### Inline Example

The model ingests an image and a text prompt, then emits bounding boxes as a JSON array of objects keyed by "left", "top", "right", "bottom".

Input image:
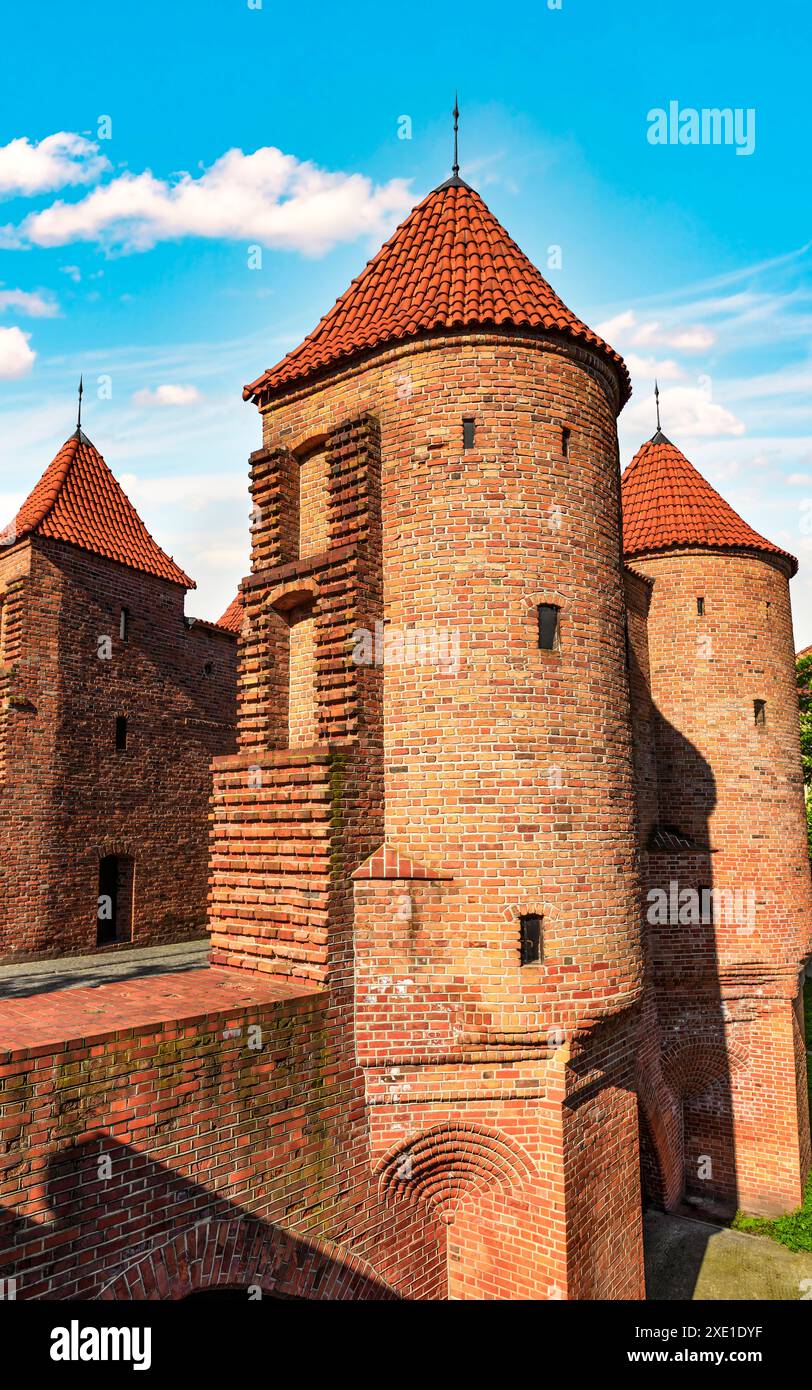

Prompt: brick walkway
[
  {"left": 0, "top": 939, "right": 209, "bottom": 1001},
  {"left": 0, "top": 961, "right": 317, "bottom": 1053}
]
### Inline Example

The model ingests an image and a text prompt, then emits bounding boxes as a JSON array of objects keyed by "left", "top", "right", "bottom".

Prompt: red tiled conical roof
[
  {"left": 244, "top": 177, "right": 630, "bottom": 405},
  {"left": 622, "top": 431, "right": 797, "bottom": 576},
  {"left": 217, "top": 591, "right": 244, "bottom": 632},
  {"left": 10, "top": 430, "right": 193, "bottom": 587}
]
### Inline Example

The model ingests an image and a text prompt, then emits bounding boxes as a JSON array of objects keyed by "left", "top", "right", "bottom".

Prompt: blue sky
[{"left": 1, "top": 0, "right": 811, "bottom": 636}]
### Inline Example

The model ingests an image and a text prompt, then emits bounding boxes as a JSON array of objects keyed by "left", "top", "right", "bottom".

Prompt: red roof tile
[
  {"left": 217, "top": 591, "right": 244, "bottom": 633},
  {"left": 9, "top": 430, "right": 193, "bottom": 587},
  {"left": 244, "top": 177, "right": 630, "bottom": 405},
  {"left": 622, "top": 432, "right": 797, "bottom": 576}
]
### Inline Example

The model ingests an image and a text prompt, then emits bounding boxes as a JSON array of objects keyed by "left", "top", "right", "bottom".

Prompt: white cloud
[
  {"left": 0, "top": 286, "right": 58, "bottom": 317},
  {"left": 132, "top": 383, "right": 202, "bottom": 407},
  {"left": 13, "top": 146, "right": 414, "bottom": 256},
  {"left": 597, "top": 310, "right": 636, "bottom": 341},
  {"left": 623, "top": 384, "right": 745, "bottom": 441},
  {"left": 0, "top": 326, "right": 35, "bottom": 378},
  {"left": 598, "top": 308, "right": 715, "bottom": 354},
  {"left": 787, "top": 473, "right": 812, "bottom": 486},
  {"left": 632, "top": 320, "right": 715, "bottom": 352},
  {"left": 0, "top": 132, "right": 110, "bottom": 197},
  {"left": 119, "top": 471, "right": 246, "bottom": 511},
  {"left": 624, "top": 352, "right": 684, "bottom": 381}
]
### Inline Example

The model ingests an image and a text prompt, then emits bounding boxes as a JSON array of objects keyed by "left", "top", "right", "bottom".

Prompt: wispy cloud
[
  {"left": 132, "top": 384, "right": 202, "bottom": 407},
  {"left": 6, "top": 145, "right": 414, "bottom": 257},
  {"left": 598, "top": 309, "right": 715, "bottom": 353},
  {"left": 0, "top": 286, "right": 59, "bottom": 317},
  {"left": 119, "top": 471, "right": 246, "bottom": 511}
]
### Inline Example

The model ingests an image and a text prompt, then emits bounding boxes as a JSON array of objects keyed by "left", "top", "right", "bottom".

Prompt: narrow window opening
[
  {"left": 754, "top": 699, "right": 766, "bottom": 726},
  {"left": 537, "top": 603, "right": 560, "bottom": 651},
  {"left": 697, "top": 596, "right": 705, "bottom": 616},
  {"left": 562, "top": 426, "right": 571, "bottom": 458},
  {"left": 462, "top": 417, "right": 476, "bottom": 451},
  {"left": 203, "top": 660, "right": 213, "bottom": 678},
  {"left": 115, "top": 715, "right": 128, "bottom": 750},
  {"left": 520, "top": 913, "right": 543, "bottom": 966},
  {"left": 297, "top": 440, "right": 330, "bottom": 559},
  {"left": 119, "top": 606, "right": 129, "bottom": 641},
  {"left": 287, "top": 598, "right": 318, "bottom": 748}
]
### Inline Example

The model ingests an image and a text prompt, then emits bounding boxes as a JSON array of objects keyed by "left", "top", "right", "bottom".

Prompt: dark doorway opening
[{"left": 97, "top": 854, "right": 135, "bottom": 946}]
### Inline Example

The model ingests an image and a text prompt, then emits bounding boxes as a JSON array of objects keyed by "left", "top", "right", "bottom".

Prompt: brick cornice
[{"left": 257, "top": 327, "right": 623, "bottom": 417}]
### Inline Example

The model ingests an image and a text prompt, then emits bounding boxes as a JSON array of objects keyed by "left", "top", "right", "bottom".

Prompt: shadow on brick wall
[{"left": 0, "top": 1132, "right": 398, "bottom": 1301}]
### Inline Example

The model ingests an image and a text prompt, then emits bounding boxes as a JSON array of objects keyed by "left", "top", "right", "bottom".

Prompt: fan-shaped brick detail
[
  {"left": 375, "top": 1123, "right": 536, "bottom": 1225},
  {"left": 660, "top": 1035, "right": 749, "bottom": 1103},
  {"left": 96, "top": 1219, "right": 399, "bottom": 1301}
]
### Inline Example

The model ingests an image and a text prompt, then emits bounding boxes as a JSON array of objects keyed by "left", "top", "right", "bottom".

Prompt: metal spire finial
[
  {"left": 77, "top": 375, "right": 84, "bottom": 434},
  {"left": 452, "top": 93, "right": 459, "bottom": 177},
  {"left": 654, "top": 379, "right": 661, "bottom": 432}
]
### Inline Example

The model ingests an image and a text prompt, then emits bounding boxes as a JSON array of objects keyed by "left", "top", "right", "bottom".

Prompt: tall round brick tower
[
  {"left": 623, "top": 427, "right": 812, "bottom": 1216},
  {"left": 211, "top": 166, "right": 646, "bottom": 1297}
]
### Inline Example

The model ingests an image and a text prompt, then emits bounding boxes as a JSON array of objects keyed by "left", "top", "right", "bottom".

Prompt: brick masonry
[
  {"left": 626, "top": 547, "right": 812, "bottom": 1216},
  {"left": 213, "top": 329, "right": 647, "bottom": 1299},
  {"left": 0, "top": 535, "right": 237, "bottom": 960},
  {"left": 0, "top": 279, "right": 809, "bottom": 1298},
  {"left": 0, "top": 970, "right": 442, "bottom": 1300}
]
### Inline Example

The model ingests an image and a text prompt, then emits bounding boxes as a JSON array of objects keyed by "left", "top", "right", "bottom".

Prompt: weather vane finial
[
  {"left": 452, "top": 93, "right": 460, "bottom": 177},
  {"left": 77, "top": 375, "right": 83, "bottom": 434},
  {"left": 654, "top": 379, "right": 661, "bottom": 433}
]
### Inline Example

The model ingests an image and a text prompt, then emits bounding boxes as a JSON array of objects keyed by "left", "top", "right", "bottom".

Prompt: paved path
[
  {"left": 0, "top": 940, "right": 209, "bottom": 1000},
  {"left": 645, "top": 1210, "right": 812, "bottom": 1300}
]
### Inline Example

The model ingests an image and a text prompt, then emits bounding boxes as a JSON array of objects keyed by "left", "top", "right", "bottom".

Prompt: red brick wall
[
  {"left": 254, "top": 336, "right": 643, "bottom": 1029},
  {"left": 628, "top": 546, "right": 812, "bottom": 1215},
  {"left": 225, "top": 330, "right": 645, "bottom": 1298},
  {"left": 0, "top": 538, "right": 237, "bottom": 961},
  {"left": 0, "top": 972, "right": 443, "bottom": 1300}
]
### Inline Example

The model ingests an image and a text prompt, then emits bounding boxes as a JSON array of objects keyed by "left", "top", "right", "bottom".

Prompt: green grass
[{"left": 731, "top": 977, "right": 812, "bottom": 1252}]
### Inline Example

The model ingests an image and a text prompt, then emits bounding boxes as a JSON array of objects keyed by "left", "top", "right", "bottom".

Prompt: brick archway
[
  {"left": 375, "top": 1123, "right": 537, "bottom": 1225},
  {"left": 660, "top": 1035, "right": 749, "bottom": 1102},
  {"left": 97, "top": 1220, "right": 399, "bottom": 1301}
]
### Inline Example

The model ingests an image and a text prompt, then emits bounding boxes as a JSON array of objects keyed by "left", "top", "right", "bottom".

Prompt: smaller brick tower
[
  {"left": 623, "top": 427, "right": 812, "bottom": 1216},
  {"left": 0, "top": 421, "right": 237, "bottom": 960}
]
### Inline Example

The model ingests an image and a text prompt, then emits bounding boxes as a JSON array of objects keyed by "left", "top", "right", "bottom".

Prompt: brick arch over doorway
[{"left": 96, "top": 1220, "right": 400, "bottom": 1301}]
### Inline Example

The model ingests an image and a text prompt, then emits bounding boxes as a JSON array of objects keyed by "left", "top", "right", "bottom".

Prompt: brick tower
[
  {"left": 623, "top": 428, "right": 812, "bottom": 1216},
  {"left": 0, "top": 424, "right": 237, "bottom": 960},
  {"left": 210, "top": 167, "right": 646, "bottom": 1298}
]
